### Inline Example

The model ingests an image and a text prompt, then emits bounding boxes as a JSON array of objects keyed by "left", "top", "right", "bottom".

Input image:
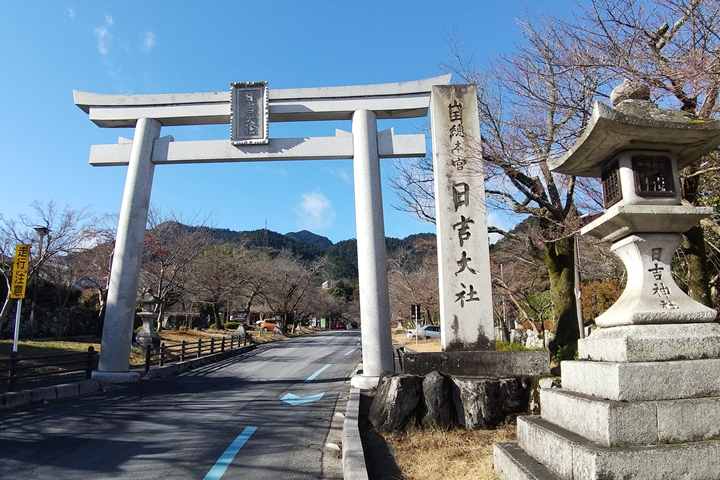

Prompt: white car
[{"left": 406, "top": 325, "right": 441, "bottom": 339}]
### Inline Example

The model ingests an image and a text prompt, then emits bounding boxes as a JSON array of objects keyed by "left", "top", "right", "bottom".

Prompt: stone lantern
[
  {"left": 135, "top": 289, "right": 160, "bottom": 349},
  {"left": 494, "top": 82, "right": 720, "bottom": 479}
]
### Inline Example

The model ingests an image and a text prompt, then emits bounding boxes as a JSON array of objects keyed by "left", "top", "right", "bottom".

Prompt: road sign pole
[{"left": 12, "top": 299, "right": 22, "bottom": 353}]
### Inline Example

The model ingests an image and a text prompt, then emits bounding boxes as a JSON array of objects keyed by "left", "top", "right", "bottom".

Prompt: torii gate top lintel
[{"left": 73, "top": 74, "right": 452, "bottom": 127}]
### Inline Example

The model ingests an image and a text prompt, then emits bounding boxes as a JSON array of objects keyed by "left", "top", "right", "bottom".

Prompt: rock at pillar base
[
  {"left": 421, "top": 371, "right": 456, "bottom": 430},
  {"left": 367, "top": 371, "right": 534, "bottom": 433},
  {"left": 451, "top": 377, "right": 530, "bottom": 430},
  {"left": 368, "top": 373, "right": 424, "bottom": 433}
]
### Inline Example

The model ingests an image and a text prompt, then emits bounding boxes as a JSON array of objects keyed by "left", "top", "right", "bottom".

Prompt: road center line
[
  {"left": 305, "top": 363, "right": 331, "bottom": 382},
  {"left": 344, "top": 349, "right": 356, "bottom": 356},
  {"left": 204, "top": 426, "right": 257, "bottom": 480}
]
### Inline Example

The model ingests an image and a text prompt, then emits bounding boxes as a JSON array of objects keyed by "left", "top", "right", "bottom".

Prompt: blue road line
[
  {"left": 344, "top": 349, "right": 356, "bottom": 356},
  {"left": 305, "top": 363, "right": 331, "bottom": 382},
  {"left": 204, "top": 426, "right": 257, "bottom": 480}
]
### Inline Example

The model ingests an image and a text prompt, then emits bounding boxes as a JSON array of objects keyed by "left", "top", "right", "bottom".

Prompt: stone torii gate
[{"left": 74, "top": 75, "right": 458, "bottom": 385}]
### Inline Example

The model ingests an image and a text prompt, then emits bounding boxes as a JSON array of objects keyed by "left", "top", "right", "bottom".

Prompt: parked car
[
  {"left": 350, "top": 321, "right": 358, "bottom": 329},
  {"left": 335, "top": 320, "right": 346, "bottom": 330},
  {"left": 406, "top": 325, "right": 441, "bottom": 339},
  {"left": 260, "top": 319, "right": 279, "bottom": 332}
]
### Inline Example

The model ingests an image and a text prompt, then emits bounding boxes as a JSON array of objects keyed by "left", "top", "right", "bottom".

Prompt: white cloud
[
  {"left": 326, "top": 166, "right": 351, "bottom": 184},
  {"left": 67, "top": 7, "right": 75, "bottom": 18},
  {"left": 104, "top": 13, "right": 114, "bottom": 26},
  {"left": 295, "top": 191, "right": 336, "bottom": 231},
  {"left": 140, "top": 31, "right": 156, "bottom": 54},
  {"left": 93, "top": 27, "right": 112, "bottom": 55}
]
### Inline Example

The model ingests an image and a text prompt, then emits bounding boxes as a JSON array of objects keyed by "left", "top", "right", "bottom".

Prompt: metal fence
[
  {"left": 1, "top": 347, "right": 98, "bottom": 392},
  {"left": 143, "top": 334, "right": 253, "bottom": 374}
]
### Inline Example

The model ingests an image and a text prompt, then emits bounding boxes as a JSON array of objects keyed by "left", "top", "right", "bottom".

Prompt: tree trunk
[
  {"left": 0, "top": 291, "right": 12, "bottom": 332},
  {"left": 681, "top": 173, "right": 712, "bottom": 307},
  {"left": 682, "top": 225, "right": 712, "bottom": 306},
  {"left": 541, "top": 237, "right": 579, "bottom": 356},
  {"left": 96, "top": 288, "right": 107, "bottom": 337}
]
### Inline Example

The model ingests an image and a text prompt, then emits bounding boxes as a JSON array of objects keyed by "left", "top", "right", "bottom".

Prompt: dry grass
[
  {"left": 0, "top": 339, "right": 101, "bottom": 358},
  {"left": 383, "top": 425, "right": 516, "bottom": 480},
  {"left": 392, "top": 331, "right": 442, "bottom": 353}
]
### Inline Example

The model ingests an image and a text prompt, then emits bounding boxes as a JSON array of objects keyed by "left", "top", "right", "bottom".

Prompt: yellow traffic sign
[{"left": 10, "top": 244, "right": 30, "bottom": 299}]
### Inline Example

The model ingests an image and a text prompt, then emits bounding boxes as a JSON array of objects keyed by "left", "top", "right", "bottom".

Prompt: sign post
[{"left": 10, "top": 244, "right": 31, "bottom": 352}]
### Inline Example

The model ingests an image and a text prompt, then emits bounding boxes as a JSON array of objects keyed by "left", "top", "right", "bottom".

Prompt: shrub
[
  {"left": 178, "top": 326, "right": 187, "bottom": 332},
  {"left": 495, "top": 340, "right": 530, "bottom": 351},
  {"left": 552, "top": 344, "right": 578, "bottom": 364},
  {"left": 224, "top": 322, "right": 240, "bottom": 330}
]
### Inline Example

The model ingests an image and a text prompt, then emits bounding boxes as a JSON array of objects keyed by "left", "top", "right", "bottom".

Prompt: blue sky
[{"left": 0, "top": 1, "right": 572, "bottom": 244}]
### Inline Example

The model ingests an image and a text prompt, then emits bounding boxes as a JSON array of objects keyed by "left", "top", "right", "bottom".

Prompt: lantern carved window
[
  {"left": 601, "top": 161, "right": 622, "bottom": 208},
  {"left": 633, "top": 156, "right": 675, "bottom": 198}
]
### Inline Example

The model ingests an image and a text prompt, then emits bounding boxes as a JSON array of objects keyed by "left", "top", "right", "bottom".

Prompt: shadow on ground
[{"left": 359, "top": 392, "right": 403, "bottom": 480}]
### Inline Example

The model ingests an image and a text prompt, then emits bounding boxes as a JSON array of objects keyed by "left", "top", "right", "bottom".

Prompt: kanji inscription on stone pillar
[{"left": 431, "top": 84, "right": 494, "bottom": 351}]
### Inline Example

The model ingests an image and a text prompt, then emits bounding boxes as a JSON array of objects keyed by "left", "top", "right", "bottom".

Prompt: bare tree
[
  {"left": 392, "top": 0, "right": 720, "bottom": 354},
  {"left": 256, "top": 250, "right": 325, "bottom": 332},
  {"left": 0, "top": 201, "right": 93, "bottom": 338},
  {"left": 387, "top": 243, "right": 439, "bottom": 326},
  {"left": 140, "top": 210, "right": 214, "bottom": 329},
  {"left": 557, "top": 0, "right": 720, "bottom": 306}
]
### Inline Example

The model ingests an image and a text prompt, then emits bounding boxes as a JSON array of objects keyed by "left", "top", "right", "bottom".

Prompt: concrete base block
[
  {"left": 579, "top": 323, "right": 720, "bottom": 362},
  {"left": 3, "top": 390, "right": 32, "bottom": 409},
  {"left": 31, "top": 386, "right": 57, "bottom": 403},
  {"left": 350, "top": 375, "right": 380, "bottom": 389},
  {"left": 55, "top": 383, "right": 81, "bottom": 399},
  {"left": 561, "top": 358, "right": 720, "bottom": 401},
  {"left": 403, "top": 350, "right": 550, "bottom": 377},
  {"left": 517, "top": 415, "right": 720, "bottom": 480},
  {"left": 91, "top": 371, "right": 140, "bottom": 384},
  {"left": 493, "top": 443, "right": 561, "bottom": 480},
  {"left": 540, "top": 388, "right": 720, "bottom": 446},
  {"left": 77, "top": 379, "right": 101, "bottom": 395}
]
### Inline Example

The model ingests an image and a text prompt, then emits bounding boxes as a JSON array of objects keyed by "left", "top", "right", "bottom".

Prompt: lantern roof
[{"left": 548, "top": 100, "right": 720, "bottom": 177}]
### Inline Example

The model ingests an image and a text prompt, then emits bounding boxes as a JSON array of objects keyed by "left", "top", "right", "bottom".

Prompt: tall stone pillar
[
  {"left": 95, "top": 117, "right": 160, "bottom": 382},
  {"left": 351, "top": 109, "right": 394, "bottom": 386},
  {"left": 431, "top": 85, "right": 493, "bottom": 350}
]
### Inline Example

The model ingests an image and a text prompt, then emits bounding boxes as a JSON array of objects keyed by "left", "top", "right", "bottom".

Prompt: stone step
[
  {"left": 561, "top": 358, "right": 720, "bottom": 401},
  {"left": 517, "top": 415, "right": 720, "bottom": 480},
  {"left": 493, "top": 442, "right": 562, "bottom": 480},
  {"left": 540, "top": 387, "right": 720, "bottom": 446}
]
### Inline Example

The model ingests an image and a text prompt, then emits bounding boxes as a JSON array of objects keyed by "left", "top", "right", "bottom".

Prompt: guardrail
[
  {"left": 1, "top": 347, "right": 98, "bottom": 392},
  {"left": 143, "top": 334, "right": 252, "bottom": 374}
]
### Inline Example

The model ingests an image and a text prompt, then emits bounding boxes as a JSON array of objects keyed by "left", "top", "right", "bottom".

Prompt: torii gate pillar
[{"left": 351, "top": 110, "right": 394, "bottom": 386}]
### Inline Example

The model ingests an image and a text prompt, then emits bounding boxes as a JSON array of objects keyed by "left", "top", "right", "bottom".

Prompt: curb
[
  {"left": 342, "top": 387, "right": 369, "bottom": 480},
  {"left": 0, "top": 379, "right": 103, "bottom": 411},
  {"left": 1, "top": 344, "right": 257, "bottom": 411}
]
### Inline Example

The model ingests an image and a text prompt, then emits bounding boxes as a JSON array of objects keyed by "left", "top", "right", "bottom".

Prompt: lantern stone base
[
  {"left": 495, "top": 355, "right": 720, "bottom": 479},
  {"left": 578, "top": 323, "right": 720, "bottom": 362},
  {"left": 589, "top": 233, "right": 717, "bottom": 327}
]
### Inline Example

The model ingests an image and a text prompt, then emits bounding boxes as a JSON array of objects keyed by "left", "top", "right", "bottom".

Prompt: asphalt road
[{"left": 0, "top": 330, "right": 363, "bottom": 479}]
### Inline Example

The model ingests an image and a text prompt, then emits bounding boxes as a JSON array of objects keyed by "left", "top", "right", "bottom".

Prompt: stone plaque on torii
[{"left": 74, "top": 75, "right": 496, "bottom": 386}]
